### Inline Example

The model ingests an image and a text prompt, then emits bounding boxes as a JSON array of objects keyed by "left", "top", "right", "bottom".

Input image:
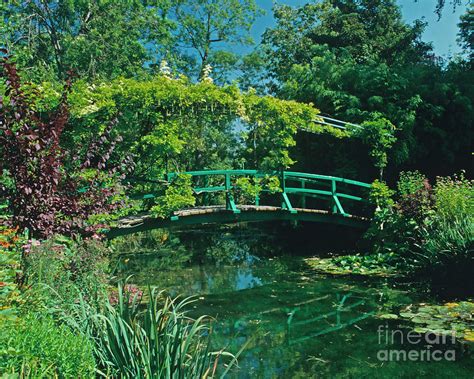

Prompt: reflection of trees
[{"left": 111, "top": 229, "right": 192, "bottom": 284}]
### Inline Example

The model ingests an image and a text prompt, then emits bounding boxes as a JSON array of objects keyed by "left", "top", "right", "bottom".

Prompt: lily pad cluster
[
  {"left": 306, "top": 253, "right": 398, "bottom": 277},
  {"left": 384, "top": 302, "right": 474, "bottom": 343}
]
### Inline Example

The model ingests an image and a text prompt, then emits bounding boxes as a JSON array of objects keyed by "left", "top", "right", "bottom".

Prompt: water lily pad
[
  {"left": 380, "top": 313, "right": 399, "bottom": 319},
  {"left": 412, "top": 317, "right": 430, "bottom": 324},
  {"left": 413, "top": 327, "right": 429, "bottom": 334}
]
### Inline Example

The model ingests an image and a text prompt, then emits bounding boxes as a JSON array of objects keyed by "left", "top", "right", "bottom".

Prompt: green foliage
[
  {"left": 457, "top": 4, "right": 474, "bottom": 62},
  {"left": 355, "top": 118, "right": 396, "bottom": 179},
  {"left": 413, "top": 174, "right": 474, "bottom": 273},
  {"left": 234, "top": 177, "right": 262, "bottom": 204},
  {"left": 241, "top": 93, "right": 323, "bottom": 169},
  {"left": 264, "top": 175, "right": 282, "bottom": 194},
  {"left": 369, "top": 180, "right": 394, "bottom": 209},
  {"left": 25, "top": 236, "right": 109, "bottom": 307},
  {"left": 0, "top": 1, "right": 173, "bottom": 81},
  {"left": 73, "top": 284, "right": 237, "bottom": 378},
  {"left": 417, "top": 217, "right": 473, "bottom": 271},
  {"left": 0, "top": 314, "right": 95, "bottom": 378},
  {"left": 0, "top": 227, "right": 26, "bottom": 321},
  {"left": 433, "top": 171, "right": 473, "bottom": 220},
  {"left": 31, "top": 76, "right": 330, "bottom": 180},
  {"left": 367, "top": 172, "right": 473, "bottom": 276},
  {"left": 0, "top": 0, "right": 264, "bottom": 82},
  {"left": 244, "top": 0, "right": 473, "bottom": 178},
  {"left": 233, "top": 175, "right": 281, "bottom": 204},
  {"left": 397, "top": 171, "right": 427, "bottom": 196},
  {"left": 151, "top": 174, "right": 196, "bottom": 218},
  {"left": 170, "top": 0, "right": 263, "bottom": 81}
]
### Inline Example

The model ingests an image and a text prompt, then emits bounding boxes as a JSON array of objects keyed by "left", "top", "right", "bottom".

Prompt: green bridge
[{"left": 108, "top": 170, "right": 373, "bottom": 239}]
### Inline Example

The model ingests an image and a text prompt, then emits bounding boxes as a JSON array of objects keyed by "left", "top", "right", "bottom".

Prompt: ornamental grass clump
[{"left": 73, "top": 284, "right": 237, "bottom": 378}]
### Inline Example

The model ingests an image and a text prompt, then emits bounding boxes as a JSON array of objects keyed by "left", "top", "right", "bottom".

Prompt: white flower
[
  {"left": 159, "top": 59, "right": 172, "bottom": 79},
  {"left": 201, "top": 64, "right": 214, "bottom": 83}
]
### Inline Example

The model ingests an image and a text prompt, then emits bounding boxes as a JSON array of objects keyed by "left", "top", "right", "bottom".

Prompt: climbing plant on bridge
[
  {"left": 150, "top": 174, "right": 196, "bottom": 218},
  {"left": 33, "top": 75, "right": 349, "bottom": 182}
]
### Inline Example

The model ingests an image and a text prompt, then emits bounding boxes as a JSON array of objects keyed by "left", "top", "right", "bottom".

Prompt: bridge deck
[{"left": 109, "top": 205, "right": 368, "bottom": 238}]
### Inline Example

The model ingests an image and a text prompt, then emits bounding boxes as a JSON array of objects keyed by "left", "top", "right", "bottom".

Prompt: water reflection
[{"left": 112, "top": 225, "right": 474, "bottom": 378}]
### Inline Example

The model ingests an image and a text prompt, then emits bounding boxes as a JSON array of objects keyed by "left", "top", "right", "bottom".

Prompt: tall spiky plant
[{"left": 71, "top": 284, "right": 239, "bottom": 378}]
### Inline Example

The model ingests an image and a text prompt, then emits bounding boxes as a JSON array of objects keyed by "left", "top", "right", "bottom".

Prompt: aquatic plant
[{"left": 383, "top": 301, "right": 474, "bottom": 343}]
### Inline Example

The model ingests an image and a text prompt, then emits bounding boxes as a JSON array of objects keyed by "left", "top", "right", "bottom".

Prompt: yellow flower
[
  {"left": 464, "top": 331, "right": 474, "bottom": 342},
  {"left": 445, "top": 302, "right": 459, "bottom": 308}
]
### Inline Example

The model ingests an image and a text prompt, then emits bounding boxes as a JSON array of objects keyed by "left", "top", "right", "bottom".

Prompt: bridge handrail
[
  {"left": 166, "top": 170, "right": 371, "bottom": 189},
  {"left": 160, "top": 169, "right": 372, "bottom": 217}
]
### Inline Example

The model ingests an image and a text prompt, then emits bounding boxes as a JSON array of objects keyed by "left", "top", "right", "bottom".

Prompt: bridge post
[
  {"left": 280, "top": 169, "right": 286, "bottom": 209},
  {"left": 203, "top": 175, "right": 209, "bottom": 206},
  {"left": 301, "top": 180, "right": 306, "bottom": 208},
  {"left": 280, "top": 170, "right": 296, "bottom": 214},
  {"left": 331, "top": 180, "right": 347, "bottom": 216},
  {"left": 331, "top": 180, "right": 337, "bottom": 214},
  {"left": 225, "top": 173, "right": 240, "bottom": 214}
]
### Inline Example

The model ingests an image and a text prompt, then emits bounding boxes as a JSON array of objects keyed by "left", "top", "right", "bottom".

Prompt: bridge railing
[{"left": 162, "top": 170, "right": 372, "bottom": 218}]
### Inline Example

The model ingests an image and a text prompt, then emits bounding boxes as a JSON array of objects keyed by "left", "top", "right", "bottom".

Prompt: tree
[
  {"left": 458, "top": 4, "right": 474, "bottom": 63},
  {"left": 259, "top": 0, "right": 431, "bottom": 86},
  {"left": 243, "top": 0, "right": 472, "bottom": 179},
  {"left": 170, "top": 0, "right": 262, "bottom": 81},
  {"left": 435, "top": 0, "right": 463, "bottom": 19},
  {"left": 0, "top": 0, "right": 173, "bottom": 80},
  {"left": 355, "top": 118, "right": 397, "bottom": 180}
]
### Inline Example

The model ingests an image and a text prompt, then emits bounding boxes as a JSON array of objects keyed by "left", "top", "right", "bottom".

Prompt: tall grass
[
  {"left": 69, "top": 284, "right": 237, "bottom": 378},
  {"left": 415, "top": 217, "right": 473, "bottom": 274}
]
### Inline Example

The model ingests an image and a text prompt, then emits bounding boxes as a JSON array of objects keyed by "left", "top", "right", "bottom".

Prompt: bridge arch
[{"left": 107, "top": 170, "right": 373, "bottom": 239}]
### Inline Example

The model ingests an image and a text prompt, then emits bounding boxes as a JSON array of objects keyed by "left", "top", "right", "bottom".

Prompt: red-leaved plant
[{"left": 0, "top": 52, "right": 132, "bottom": 238}]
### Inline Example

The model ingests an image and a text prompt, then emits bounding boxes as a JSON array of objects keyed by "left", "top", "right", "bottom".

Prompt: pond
[{"left": 112, "top": 223, "right": 474, "bottom": 378}]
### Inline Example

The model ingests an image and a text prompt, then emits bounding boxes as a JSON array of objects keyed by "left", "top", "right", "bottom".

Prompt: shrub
[
  {"left": 413, "top": 173, "right": 474, "bottom": 274},
  {"left": 397, "top": 170, "right": 427, "bottom": 196},
  {"left": 433, "top": 171, "right": 473, "bottom": 221},
  {"left": 418, "top": 217, "right": 473, "bottom": 268},
  {"left": 0, "top": 314, "right": 95, "bottom": 378},
  {"left": 369, "top": 179, "right": 394, "bottom": 209},
  {"left": 396, "top": 171, "right": 434, "bottom": 222},
  {"left": 0, "top": 226, "right": 25, "bottom": 320},
  {"left": 0, "top": 55, "right": 130, "bottom": 239},
  {"left": 367, "top": 171, "right": 474, "bottom": 277}
]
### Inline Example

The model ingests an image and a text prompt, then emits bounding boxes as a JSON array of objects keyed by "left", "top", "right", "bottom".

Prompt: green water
[{"left": 113, "top": 224, "right": 474, "bottom": 378}]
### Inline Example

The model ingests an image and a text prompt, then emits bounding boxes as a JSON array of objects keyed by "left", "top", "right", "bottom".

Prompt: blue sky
[{"left": 249, "top": 0, "right": 469, "bottom": 58}]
